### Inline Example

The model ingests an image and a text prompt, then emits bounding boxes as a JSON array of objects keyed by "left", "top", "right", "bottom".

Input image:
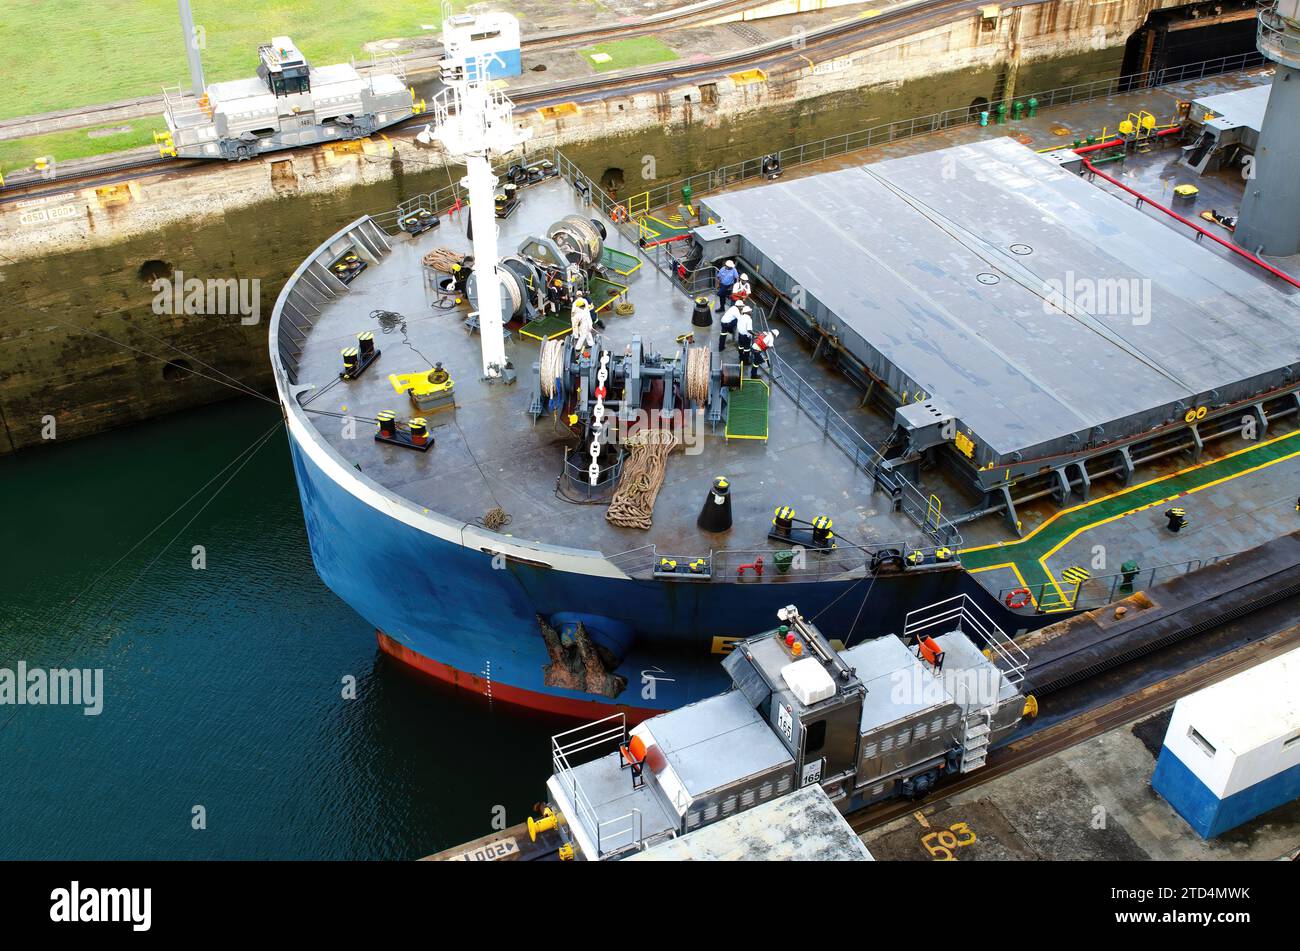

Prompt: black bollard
[
  {"left": 691, "top": 297, "right": 713, "bottom": 327},
  {"left": 697, "top": 477, "right": 733, "bottom": 532}
]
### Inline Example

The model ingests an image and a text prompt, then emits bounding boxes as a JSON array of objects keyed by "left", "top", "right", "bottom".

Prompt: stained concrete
[{"left": 863, "top": 710, "right": 1300, "bottom": 860}]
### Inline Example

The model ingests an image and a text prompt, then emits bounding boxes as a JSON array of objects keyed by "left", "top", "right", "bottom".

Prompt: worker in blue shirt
[{"left": 716, "top": 260, "right": 738, "bottom": 310}]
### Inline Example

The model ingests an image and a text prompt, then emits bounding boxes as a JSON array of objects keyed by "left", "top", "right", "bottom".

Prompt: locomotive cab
[{"left": 257, "top": 38, "right": 311, "bottom": 97}]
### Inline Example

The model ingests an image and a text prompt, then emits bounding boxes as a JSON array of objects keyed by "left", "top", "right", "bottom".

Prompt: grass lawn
[
  {"left": 0, "top": 0, "right": 487, "bottom": 122},
  {"left": 580, "top": 36, "right": 679, "bottom": 73},
  {"left": 0, "top": 117, "right": 160, "bottom": 174}
]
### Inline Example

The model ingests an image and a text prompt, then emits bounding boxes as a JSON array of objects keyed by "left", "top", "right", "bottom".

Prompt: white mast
[{"left": 431, "top": 14, "right": 532, "bottom": 379}]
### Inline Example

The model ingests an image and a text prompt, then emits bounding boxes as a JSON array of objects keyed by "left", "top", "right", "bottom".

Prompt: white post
[
  {"left": 432, "top": 15, "right": 532, "bottom": 378},
  {"left": 177, "top": 0, "right": 206, "bottom": 98},
  {"left": 466, "top": 154, "right": 506, "bottom": 377}
]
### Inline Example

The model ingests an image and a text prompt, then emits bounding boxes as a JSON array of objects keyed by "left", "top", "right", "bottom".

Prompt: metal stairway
[{"left": 959, "top": 710, "right": 993, "bottom": 773}]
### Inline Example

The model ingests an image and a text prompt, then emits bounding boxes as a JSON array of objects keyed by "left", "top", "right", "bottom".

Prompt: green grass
[
  {"left": 0, "top": 0, "right": 487, "bottom": 122},
  {"left": 0, "top": 117, "right": 160, "bottom": 172},
  {"left": 580, "top": 36, "right": 678, "bottom": 73}
]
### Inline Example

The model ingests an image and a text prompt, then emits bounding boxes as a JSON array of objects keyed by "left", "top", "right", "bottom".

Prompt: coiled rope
[
  {"left": 422, "top": 247, "right": 467, "bottom": 273},
  {"left": 605, "top": 434, "right": 679, "bottom": 530},
  {"left": 539, "top": 338, "right": 566, "bottom": 401},
  {"left": 686, "top": 346, "right": 711, "bottom": 405},
  {"left": 480, "top": 507, "right": 512, "bottom": 531}
]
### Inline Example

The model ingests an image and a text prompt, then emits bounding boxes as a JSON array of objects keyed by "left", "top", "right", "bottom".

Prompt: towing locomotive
[{"left": 538, "top": 596, "right": 1031, "bottom": 860}]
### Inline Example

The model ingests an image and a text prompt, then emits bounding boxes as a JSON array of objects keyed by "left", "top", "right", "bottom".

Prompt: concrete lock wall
[{"left": 0, "top": 0, "right": 1224, "bottom": 452}]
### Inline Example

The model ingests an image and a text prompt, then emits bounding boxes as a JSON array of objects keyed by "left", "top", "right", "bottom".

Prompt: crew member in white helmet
[
  {"left": 718, "top": 299, "right": 742, "bottom": 352},
  {"left": 716, "top": 259, "right": 738, "bottom": 310},
  {"left": 732, "top": 273, "right": 752, "bottom": 305},
  {"left": 735, "top": 304, "right": 755, "bottom": 368},
  {"left": 570, "top": 296, "right": 596, "bottom": 350},
  {"left": 750, "top": 328, "right": 779, "bottom": 378}
]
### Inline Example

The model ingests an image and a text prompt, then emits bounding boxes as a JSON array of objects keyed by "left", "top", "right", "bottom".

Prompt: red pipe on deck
[{"left": 1073, "top": 129, "right": 1300, "bottom": 290}]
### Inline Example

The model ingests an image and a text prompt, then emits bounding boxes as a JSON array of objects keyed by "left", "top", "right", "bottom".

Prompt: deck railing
[
  {"left": 607, "top": 537, "right": 959, "bottom": 582},
  {"left": 996, "top": 553, "right": 1240, "bottom": 615},
  {"left": 550, "top": 714, "right": 643, "bottom": 858},
  {"left": 903, "top": 594, "right": 1029, "bottom": 684}
]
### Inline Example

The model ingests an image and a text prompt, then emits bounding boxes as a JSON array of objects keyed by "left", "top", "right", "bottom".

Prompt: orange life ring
[
  {"left": 611, "top": 204, "right": 628, "bottom": 223},
  {"left": 1005, "top": 587, "right": 1033, "bottom": 610}
]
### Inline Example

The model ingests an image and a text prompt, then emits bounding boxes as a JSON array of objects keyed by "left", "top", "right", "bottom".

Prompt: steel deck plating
[
  {"left": 700, "top": 136, "right": 1300, "bottom": 468},
  {"left": 288, "top": 179, "right": 926, "bottom": 569}
]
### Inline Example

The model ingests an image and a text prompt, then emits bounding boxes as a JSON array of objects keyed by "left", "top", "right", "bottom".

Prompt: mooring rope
[
  {"left": 539, "top": 338, "right": 566, "bottom": 400},
  {"left": 686, "top": 346, "right": 711, "bottom": 405},
  {"left": 422, "top": 246, "right": 467, "bottom": 273},
  {"left": 605, "top": 435, "right": 679, "bottom": 530}
]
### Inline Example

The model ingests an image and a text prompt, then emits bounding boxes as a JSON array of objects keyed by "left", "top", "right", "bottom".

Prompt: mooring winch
[{"left": 529, "top": 332, "right": 731, "bottom": 429}]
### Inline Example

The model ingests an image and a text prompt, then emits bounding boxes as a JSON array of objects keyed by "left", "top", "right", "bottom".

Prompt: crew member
[
  {"left": 544, "top": 274, "right": 566, "bottom": 314},
  {"left": 732, "top": 273, "right": 752, "bottom": 306},
  {"left": 718, "top": 300, "right": 741, "bottom": 351},
  {"left": 735, "top": 305, "right": 754, "bottom": 368},
  {"left": 570, "top": 296, "right": 596, "bottom": 350},
  {"left": 716, "top": 260, "right": 738, "bottom": 310},
  {"left": 750, "top": 328, "right": 779, "bottom": 378}
]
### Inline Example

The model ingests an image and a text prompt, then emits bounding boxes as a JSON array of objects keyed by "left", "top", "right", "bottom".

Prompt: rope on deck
[
  {"left": 422, "top": 247, "right": 468, "bottom": 273},
  {"left": 605, "top": 435, "right": 679, "bottom": 530}
]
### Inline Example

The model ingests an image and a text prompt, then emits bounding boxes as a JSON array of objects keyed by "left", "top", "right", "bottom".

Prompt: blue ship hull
[{"left": 288, "top": 436, "right": 1035, "bottom": 719}]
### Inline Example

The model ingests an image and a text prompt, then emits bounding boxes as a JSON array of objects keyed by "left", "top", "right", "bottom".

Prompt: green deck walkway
[
  {"left": 725, "top": 379, "right": 769, "bottom": 441},
  {"left": 961, "top": 429, "right": 1300, "bottom": 603}
]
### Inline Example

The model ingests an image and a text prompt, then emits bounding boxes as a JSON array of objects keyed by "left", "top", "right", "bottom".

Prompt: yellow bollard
[{"left": 527, "top": 807, "right": 560, "bottom": 842}]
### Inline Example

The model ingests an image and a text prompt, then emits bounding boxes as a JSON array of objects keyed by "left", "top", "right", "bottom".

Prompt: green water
[{"left": 0, "top": 397, "right": 564, "bottom": 859}]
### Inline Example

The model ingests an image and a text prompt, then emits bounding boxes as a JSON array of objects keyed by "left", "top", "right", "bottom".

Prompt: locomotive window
[
  {"left": 1188, "top": 726, "right": 1217, "bottom": 758},
  {"left": 804, "top": 719, "right": 827, "bottom": 755}
]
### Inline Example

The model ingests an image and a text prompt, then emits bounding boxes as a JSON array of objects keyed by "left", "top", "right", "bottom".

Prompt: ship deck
[
  {"left": 283, "top": 66, "right": 1300, "bottom": 597},
  {"left": 289, "top": 178, "right": 920, "bottom": 573}
]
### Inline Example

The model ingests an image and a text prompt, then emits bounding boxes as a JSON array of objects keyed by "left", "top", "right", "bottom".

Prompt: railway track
[
  {"left": 0, "top": 1, "right": 768, "bottom": 138},
  {"left": 0, "top": 0, "right": 1020, "bottom": 202}
]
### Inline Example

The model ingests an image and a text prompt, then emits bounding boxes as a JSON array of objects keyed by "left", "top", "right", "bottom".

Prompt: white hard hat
[
  {"left": 725, "top": 260, "right": 735, "bottom": 268},
  {"left": 740, "top": 273, "right": 749, "bottom": 282}
]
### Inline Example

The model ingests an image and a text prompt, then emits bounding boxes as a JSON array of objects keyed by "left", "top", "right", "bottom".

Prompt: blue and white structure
[
  {"left": 439, "top": 11, "right": 523, "bottom": 82},
  {"left": 1152, "top": 646, "right": 1300, "bottom": 838}
]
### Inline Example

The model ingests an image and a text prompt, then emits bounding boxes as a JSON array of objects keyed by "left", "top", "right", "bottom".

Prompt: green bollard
[
  {"left": 996, "top": 102, "right": 1007, "bottom": 125},
  {"left": 1120, "top": 560, "right": 1140, "bottom": 593},
  {"left": 1028, "top": 97, "right": 1038, "bottom": 118},
  {"left": 1012, "top": 100, "right": 1024, "bottom": 121},
  {"left": 682, "top": 183, "right": 694, "bottom": 208}
]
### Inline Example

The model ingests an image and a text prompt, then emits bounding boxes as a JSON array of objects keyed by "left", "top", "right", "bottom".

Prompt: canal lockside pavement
[
  {"left": 862, "top": 632, "right": 1300, "bottom": 861},
  {"left": 960, "top": 428, "right": 1300, "bottom": 607},
  {"left": 863, "top": 711, "right": 1300, "bottom": 861}
]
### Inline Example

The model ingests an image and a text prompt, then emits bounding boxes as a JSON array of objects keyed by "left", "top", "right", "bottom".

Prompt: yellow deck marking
[
  {"left": 1030, "top": 441, "right": 1300, "bottom": 605},
  {"left": 962, "top": 429, "right": 1300, "bottom": 556}
]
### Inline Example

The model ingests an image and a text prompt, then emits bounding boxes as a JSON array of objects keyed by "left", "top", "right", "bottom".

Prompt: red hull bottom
[{"left": 375, "top": 631, "right": 662, "bottom": 723}]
